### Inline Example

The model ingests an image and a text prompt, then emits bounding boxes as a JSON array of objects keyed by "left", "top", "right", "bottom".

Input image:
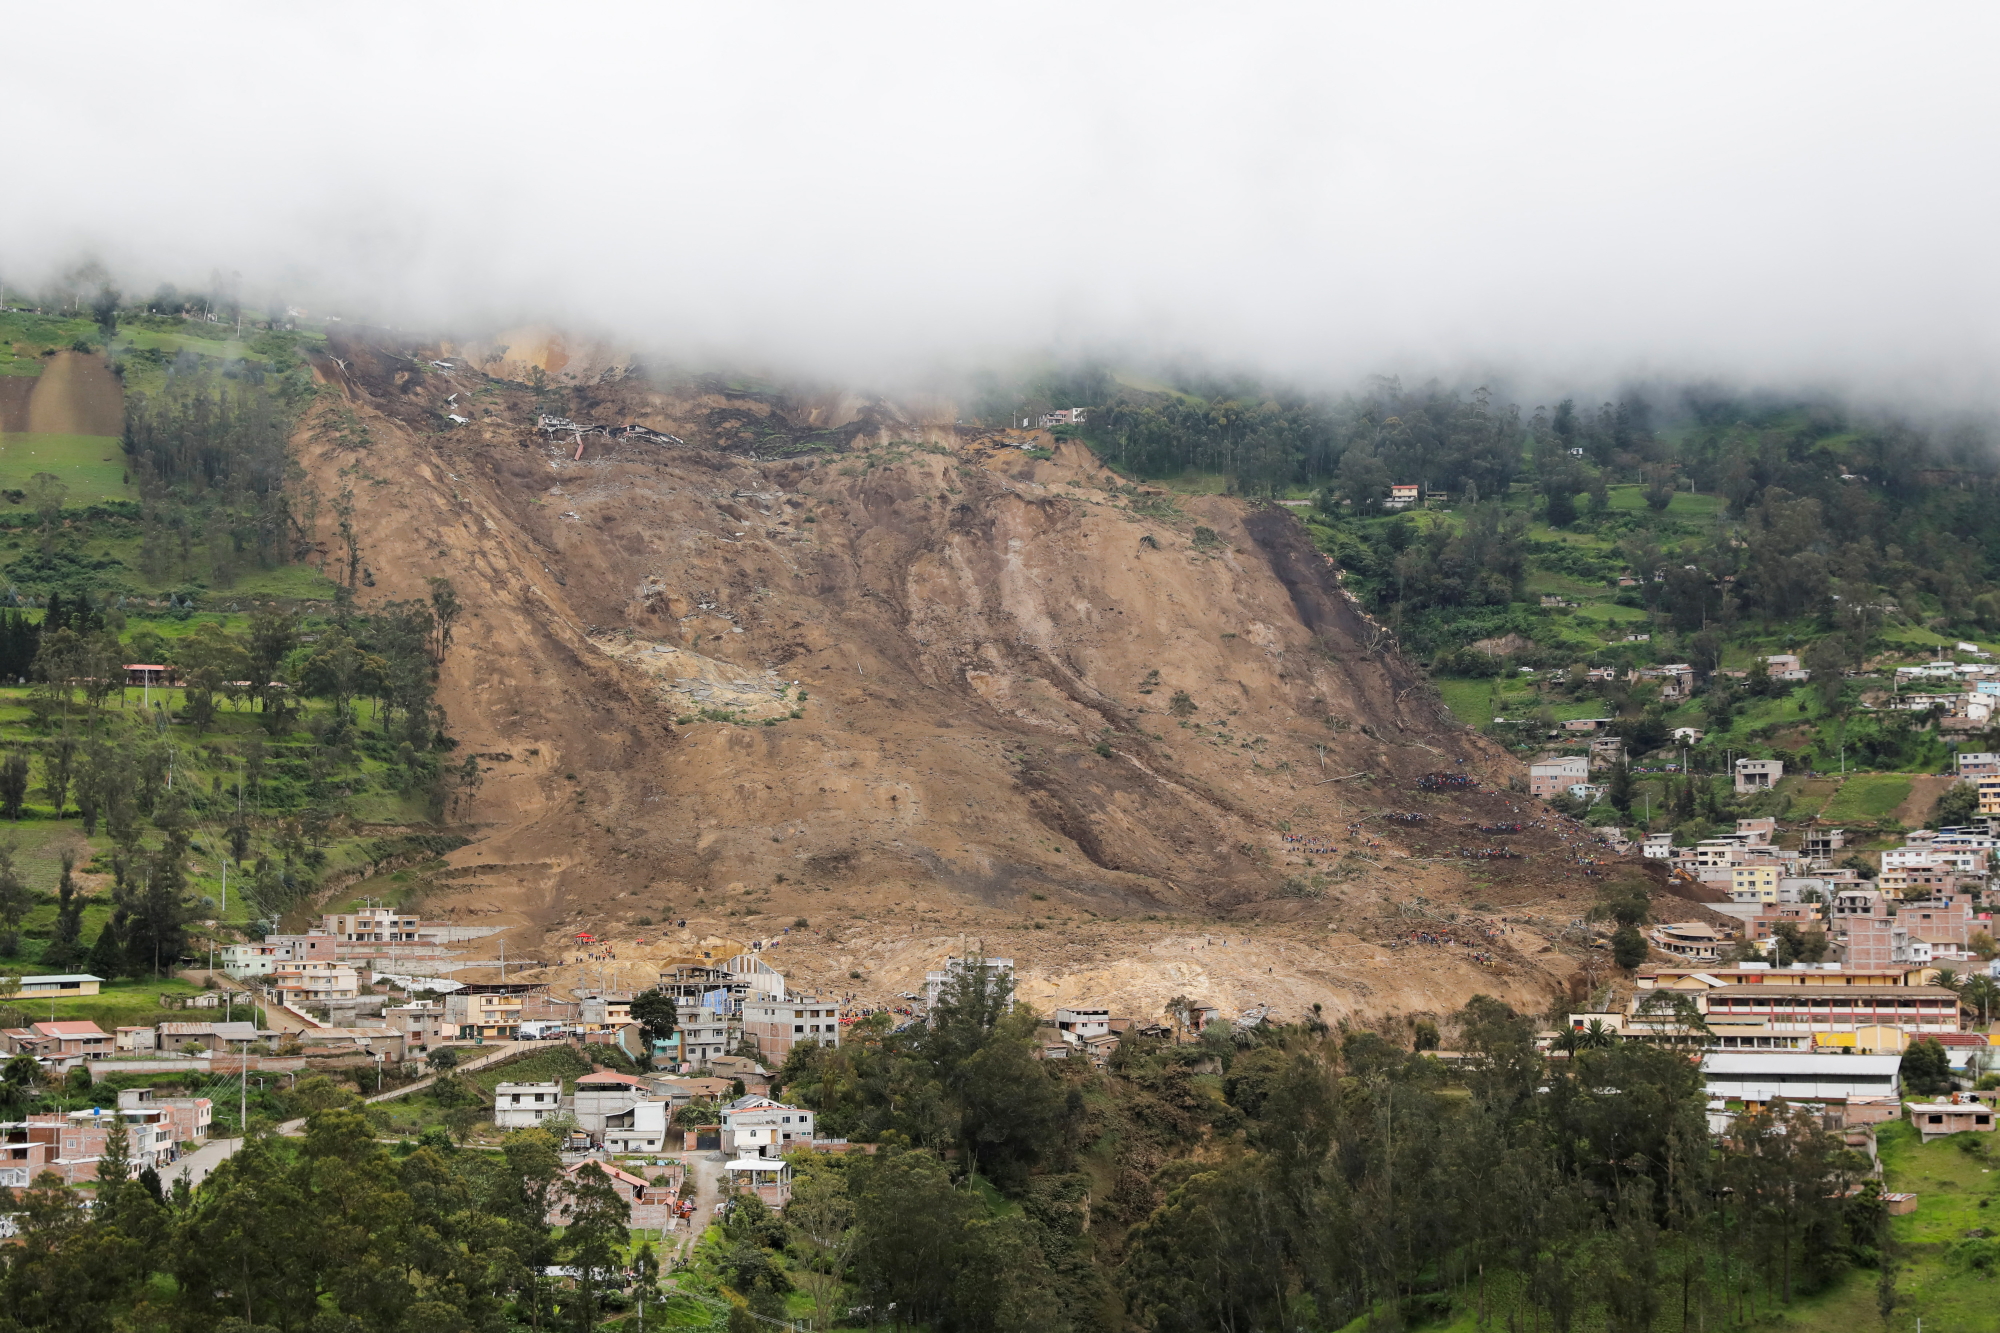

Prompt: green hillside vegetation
[
  {"left": 957, "top": 367, "right": 2000, "bottom": 847},
  {"left": 0, "top": 582, "right": 471, "bottom": 987},
  {"left": 1820, "top": 774, "right": 1916, "bottom": 823},
  {"left": 0, "top": 435, "right": 130, "bottom": 505},
  {"left": 0, "top": 289, "right": 470, "bottom": 1004}
]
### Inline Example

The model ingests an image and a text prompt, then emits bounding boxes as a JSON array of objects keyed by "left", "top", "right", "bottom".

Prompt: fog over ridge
[{"left": 5, "top": 4, "right": 1997, "bottom": 401}]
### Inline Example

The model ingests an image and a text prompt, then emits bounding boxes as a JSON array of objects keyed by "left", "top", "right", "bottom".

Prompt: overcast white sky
[{"left": 6, "top": 4, "right": 1997, "bottom": 398}]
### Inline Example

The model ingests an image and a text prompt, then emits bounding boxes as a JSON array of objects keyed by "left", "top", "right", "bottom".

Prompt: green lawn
[
  {"left": 1600, "top": 484, "right": 1724, "bottom": 518},
  {"left": 1436, "top": 680, "right": 1498, "bottom": 729},
  {"left": 1821, "top": 773, "right": 1915, "bottom": 823},
  {"left": 221, "top": 563, "right": 341, "bottom": 600},
  {"left": 0, "top": 434, "right": 132, "bottom": 505},
  {"left": 1, "top": 977, "right": 224, "bottom": 1032},
  {"left": 1878, "top": 624, "right": 1993, "bottom": 655}
]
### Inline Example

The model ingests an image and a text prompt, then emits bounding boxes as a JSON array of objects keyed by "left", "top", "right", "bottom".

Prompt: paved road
[
  {"left": 169, "top": 1135, "right": 245, "bottom": 1189},
  {"left": 166, "top": 1042, "right": 550, "bottom": 1188},
  {"left": 366, "top": 1040, "right": 551, "bottom": 1103}
]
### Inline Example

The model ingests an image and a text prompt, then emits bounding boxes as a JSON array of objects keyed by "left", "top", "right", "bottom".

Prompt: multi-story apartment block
[
  {"left": 443, "top": 984, "right": 541, "bottom": 1040},
  {"left": 741, "top": 995, "right": 844, "bottom": 1063}
]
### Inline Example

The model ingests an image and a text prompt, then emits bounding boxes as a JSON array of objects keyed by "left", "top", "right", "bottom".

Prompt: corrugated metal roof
[
  {"left": 1703, "top": 1052, "right": 1902, "bottom": 1073},
  {"left": 1705, "top": 985, "right": 1956, "bottom": 998}
]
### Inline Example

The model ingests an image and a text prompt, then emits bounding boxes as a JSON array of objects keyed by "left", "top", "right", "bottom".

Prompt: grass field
[
  {"left": 0, "top": 433, "right": 132, "bottom": 504},
  {"left": 1878, "top": 623, "right": 1994, "bottom": 655},
  {"left": 1601, "top": 484, "right": 1724, "bottom": 518},
  {"left": 1821, "top": 773, "right": 1915, "bottom": 823},
  {"left": 1436, "top": 679, "right": 1497, "bottom": 728},
  {"left": 0, "top": 977, "right": 220, "bottom": 1031}
]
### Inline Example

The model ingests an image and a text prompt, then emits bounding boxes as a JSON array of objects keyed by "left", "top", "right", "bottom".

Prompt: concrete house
[
  {"left": 572, "top": 1070, "right": 658, "bottom": 1134},
  {"left": 1530, "top": 756, "right": 1591, "bottom": 798},
  {"left": 1907, "top": 1100, "right": 1996, "bottom": 1142},
  {"left": 1734, "top": 759, "right": 1784, "bottom": 793},
  {"left": 116, "top": 1087, "right": 211, "bottom": 1145},
  {"left": 1055, "top": 1007, "right": 1113, "bottom": 1044},
  {"left": 720, "top": 1094, "right": 816, "bottom": 1157},
  {"left": 741, "top": 995, "right": 844, "bottom": 1062},
  {"left": 1956, "top": 752, "right": 2000, "bottom": 779},
  {"left": 29, "top": 1021, "right": 111, "bottom": 1069},
  {"left": 603, "top": 1099, "right": 671, "bottom": 1154},
  {"left": 493, "top": 1081, "right": 566, "bottom": 1129},
  {"left": 443, "top": 983, "right": 542, "bottom": 1039}
]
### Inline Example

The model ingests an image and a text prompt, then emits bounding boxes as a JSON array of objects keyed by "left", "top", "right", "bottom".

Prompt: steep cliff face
[{"left": 299, "top": 335, "right": 1604, "bottom": 1026}]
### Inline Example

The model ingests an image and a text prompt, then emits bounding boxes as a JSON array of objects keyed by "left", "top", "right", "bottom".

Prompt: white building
[
  {"left": 219, "top": 943, "right": 286, "bottom": 979},
  {"left": 572, "top": 1071, "right": 659, "bottom": 1134},
  {"left": 924, "top": 956, "right": 1016, "bottom": 1007},
  {"left": 1054, "top": 1008, "right": 1112, "bottom": 1044},
  {"left": 603, "top": 1099, "right": 670, "bottom": 1154},
  {"left": 720, "top": 1095, "right": 817, "bottom": 1157},
  {"left": 493, "top": 1081, "right": 565, "bottom": 1129},
  {"left": 1699, "top": 1051, "right": 1902, "bottom": 1102}
]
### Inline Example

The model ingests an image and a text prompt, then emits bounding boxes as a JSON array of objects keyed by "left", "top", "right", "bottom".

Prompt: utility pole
[{"left": 240, "top": 1039, "right": 249, "bottom": 1144}]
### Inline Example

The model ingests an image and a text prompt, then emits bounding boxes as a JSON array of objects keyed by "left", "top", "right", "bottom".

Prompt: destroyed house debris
[{"left": 536, "top": 415, "right": 685, "bottom": 446}]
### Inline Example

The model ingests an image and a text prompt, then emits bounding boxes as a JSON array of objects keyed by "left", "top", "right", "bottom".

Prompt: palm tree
[
  {"left": 1959, "top": 974, "right": 1998, "bottom": 1031},
  {"left": 1578, "top": 1018, "right": 1619, "bottom": 1050}
]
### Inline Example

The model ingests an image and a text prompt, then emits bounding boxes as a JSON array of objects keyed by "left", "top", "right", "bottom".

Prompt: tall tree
[
  {"left": 41, "top": 846, "right": 85, "bottom": 972},
  {"left": 0, "top": 750, "right": 28, "bottom": 821},
  {"left": 0, "top": 846, "right": 28, "bottom": 957}
]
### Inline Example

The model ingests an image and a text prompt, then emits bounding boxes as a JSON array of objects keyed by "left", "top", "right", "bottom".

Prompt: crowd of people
[{"left": 1282, "top": 831, "right": 1340, "bottom": 855}]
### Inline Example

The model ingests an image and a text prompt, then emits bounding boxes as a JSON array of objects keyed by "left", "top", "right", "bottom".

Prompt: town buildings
[
  {"left": 443, "top": 983, "right": 543, "bottom": 1039},
  {"left": 741, "top": 995, "right": 844, "bottom": 1062},
  {"left": 0, "top": 974, "right": 102, "bottom": 1001},
  {"left": 1733, "top": 758, "right": 1784, "bottom": 793},
  {"left": 1530, "top": 756, "right": 1591, "bottom": 799},
  {"left": 493, "top": 1081, "right": 565, "bottom": 1129},
  {"left": 1907, "top": 1099, "right": 1997, "bottom": 1142},
  {"left": 924, "top": 956, "right": 1015, "bottom": 1006},
  {"left": 720, "top": 1095, "right": 817, "bottom": 1157}
]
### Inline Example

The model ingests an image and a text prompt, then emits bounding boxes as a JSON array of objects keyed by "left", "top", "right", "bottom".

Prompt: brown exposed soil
[
  {"left": 296, "top": 331, "right": 1651, "bottom": 1027},
  {"left": 25, "top": 350, "right": 123, "bottom": 436},
  {"left": 1893, "top": 774, "right": 1956, "bottom": 828},
  {"left": 0, "top": 377, "right": 35, "bottom": 434}
]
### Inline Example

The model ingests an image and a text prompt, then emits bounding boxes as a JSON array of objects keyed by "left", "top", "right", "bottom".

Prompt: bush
[
  {"left": 1901, "top": 1038, "right": 1953, "bottom": 1096},
  {"left": 1611, "top": 924, "right": 1648, "bottom": 969}
]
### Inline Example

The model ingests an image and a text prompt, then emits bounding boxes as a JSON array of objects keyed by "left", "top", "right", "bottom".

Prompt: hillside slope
[{"left": 298, "top": 334, "right": 1634, "bottom": 1026}]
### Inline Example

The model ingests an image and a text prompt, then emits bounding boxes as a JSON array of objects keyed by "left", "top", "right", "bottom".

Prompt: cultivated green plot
[
  {"left": 1819, "top": 773, "right": 1913, "bottom": 822},
  {"left": 0, "top": 433, "right": 132, "bottom": 505}
]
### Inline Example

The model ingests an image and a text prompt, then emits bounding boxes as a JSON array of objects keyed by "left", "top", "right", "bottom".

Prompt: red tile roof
[{"left": 577, "top": 1069, "right": 650, "bottom": 1087}]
